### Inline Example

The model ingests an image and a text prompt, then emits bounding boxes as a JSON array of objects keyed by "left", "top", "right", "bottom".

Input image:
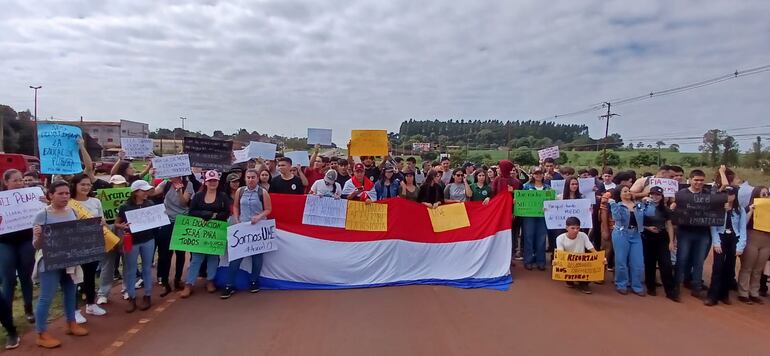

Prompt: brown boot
[
  {"left": 36, "top": 332, "right": 62, "bottom": 348},
  {"left": 66, "top": 321, "right": 89, "bottom": 336},
  {"left": 139, "top": 296, "right": 152, "bottom": 311},
  {"left": 126, "top": 297, "right": 137, "bottom": 313},
  {"left": 206, "top": 281, "right": 216, "bottom": 293},
  {"left": 179, "top": 284, "right": 192, "bottom": 299}
]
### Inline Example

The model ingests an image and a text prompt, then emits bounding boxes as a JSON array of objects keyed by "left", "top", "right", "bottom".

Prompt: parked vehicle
[
  {"left": 95, "top": 155, "right": 120, "bottom": 174},
  {"left": 0, "top": 153, "right": 40, "bottom": 178}
]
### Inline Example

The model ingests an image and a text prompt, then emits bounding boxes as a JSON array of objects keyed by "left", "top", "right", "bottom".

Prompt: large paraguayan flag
[{"left": 215, "top": 194, "right": 513, "bottom": 291}]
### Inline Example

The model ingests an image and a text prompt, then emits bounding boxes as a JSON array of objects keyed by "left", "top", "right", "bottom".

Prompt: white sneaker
[
  {"left": 85, "top": 304, "right": 107, "bottom": 316},
  {"left": 135, "top": 278, "right": 144, "bottom": 289},
  {"left": 74, "top": 310, "right": 87, "bottom": 324},
  {"left": 96, "top": 296, "right": 108, "bottom": 305},
  {"left": 122, "top": 291, "right": 129, "bottom": 300}
]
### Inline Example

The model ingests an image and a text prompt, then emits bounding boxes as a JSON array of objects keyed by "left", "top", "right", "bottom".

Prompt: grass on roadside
[{"left": 1, "top": 287, "right": 64, "bottom": 350}]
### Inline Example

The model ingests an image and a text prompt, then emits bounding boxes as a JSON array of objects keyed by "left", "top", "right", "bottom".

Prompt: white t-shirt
[
  {"left": 556, "top": 232, "right": 594, "bottom": 253},
  {"left": 79, "top": 197, "right": 104, "bottom": 218},
  {"left": 310, "top": 179, "right": 342, "bottom": 198}
]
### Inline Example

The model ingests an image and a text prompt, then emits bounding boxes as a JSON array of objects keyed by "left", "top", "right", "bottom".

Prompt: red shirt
[{"left": 303, "top": 167, "right": 325, "bottom": 193}]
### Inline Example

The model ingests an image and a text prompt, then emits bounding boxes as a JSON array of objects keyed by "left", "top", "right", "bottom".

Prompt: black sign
[
  {"left": 183, "top": 137, "right": 233, "bottom": 171},
  {"left": 674, "top": 190, "right": 727, "bottom": 226},
  {"left": 42, "top": 217, "right": 104, "bottom": 270}
]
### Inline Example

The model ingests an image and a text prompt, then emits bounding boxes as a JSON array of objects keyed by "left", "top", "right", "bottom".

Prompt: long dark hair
[
  {"left": 69, "top": 173, "right": 92, "bottom": 198},
  {"left": 563, "top": 176, "right": 583, "bottom": 199},
  {"left": 114, "top": 160, "right": 133, "bottom": 179},
  {"left": 425, "top": 170, "right": 438, "bottom": 186}
]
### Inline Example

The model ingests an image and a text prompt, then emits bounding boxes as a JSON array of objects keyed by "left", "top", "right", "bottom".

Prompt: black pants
[
  {"left": 642, "top": 231, "right": 675, "bottom": 296},
  {"left": 0, "top": 297, "right": 16, "bottom": 337},
  {"left": 708, "top": 233, "right": 737, "bottom": 302},
  {"left": 512, "top": 217, "right": 522, "bottom": 255},
  {"left": 78, "top": 260, "right": 99, "bottom": 306},
  {"left": 156, "top": 224, "right": 187, "bottom": 283}
]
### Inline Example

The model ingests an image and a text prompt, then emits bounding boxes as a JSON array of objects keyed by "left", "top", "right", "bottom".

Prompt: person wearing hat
[
  {"left": 180, "top": 170, "right": 232, "bottom": 298},
  {"left": 374, "top": 164, "right": 400, "bottom": 200},
  {"left": 109, "top": 175, "right": 128, "bottom": 187},
  {"left": 115, "top": 180, "right": 158, "bottom": 313},
  {"left": 341, "top": 163, "right": 377, "bottom": 201},
  {"left": 705, "top": 186, "right": 747, "bottom": 306},
  {"left": 226, "top": 173, "right": 243, "bottom": 218},
  {"left": 310, "top": 170, "right": 342, "bottom": 198},
  {"left": 642, "top": 186, "right": 678, "bottom": 301}
]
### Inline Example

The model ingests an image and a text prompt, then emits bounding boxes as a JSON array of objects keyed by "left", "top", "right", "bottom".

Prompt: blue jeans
[
  {"left": 123, "top": 240, "right": 155, "bottom": 299},
  {"left": 675, "top": 228, "right": 711, "bottom": 290},
  {"left": 36, "top": 269, "right": 76, "bottom": 333},
  {"left": 227, "top": 254, "right": 263, "bottom": 288},
  {"left": 0, "top": 241, "right": 35, "bottom": 310},
  {"left": 187, "top": 253, "right": 219, "bottom": 285},
  {"left": 522, "top": 217, "right": 547, "bottom": 267},
  {"left": 612, "top": 228, "right": 645, "bottom": 293}
]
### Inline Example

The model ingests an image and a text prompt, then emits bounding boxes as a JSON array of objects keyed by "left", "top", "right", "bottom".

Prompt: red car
[{"left": 94, "top": 156, "right": 120, "bottom": 174}]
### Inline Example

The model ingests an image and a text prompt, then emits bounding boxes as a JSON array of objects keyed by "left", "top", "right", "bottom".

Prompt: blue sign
[{"left": 37, "top": 124, "right": 83, "bottom": 174}]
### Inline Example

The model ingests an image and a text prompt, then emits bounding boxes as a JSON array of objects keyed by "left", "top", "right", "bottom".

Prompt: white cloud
[{"left": 1, "top": 0, "right": 768, "bottom": 150}]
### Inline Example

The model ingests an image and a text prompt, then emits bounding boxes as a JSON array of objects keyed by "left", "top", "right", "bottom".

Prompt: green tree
[
  {"left": 700, "top": 129, "right": 724, "bottom": 167},
  {"left": 669, "top": 143, "right": 680, "bottom": 152},
  {"left": 721, "top": 135, "right": 740, "bottom": 166},
  {"left": 595, "top": 151, "right": 621, "bottom": 167},
  {"left": 510, "top": 149, "right": 537, "bottom": 166},
  {"left": 629, "top": 151, "right": 658, "bottom": 167}
]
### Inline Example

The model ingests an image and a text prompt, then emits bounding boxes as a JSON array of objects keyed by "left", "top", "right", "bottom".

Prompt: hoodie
[{"left": 491, "top": 160, "right": 521, "bottom": 197}]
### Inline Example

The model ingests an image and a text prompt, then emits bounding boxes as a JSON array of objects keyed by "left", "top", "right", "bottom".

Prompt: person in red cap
[{"left": 341, "top": 163, "right": 377, "bottom": 201}]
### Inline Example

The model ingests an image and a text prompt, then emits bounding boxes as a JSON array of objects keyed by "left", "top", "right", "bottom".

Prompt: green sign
[
  {"left": 514, "top": 190, "right": 556, "bottom": 217},
  {"left": 170, "top": 215, "right": 228, "bottom": 255},
  {"left": 96, "top": 188, "right": 132, "bottom": 223}
]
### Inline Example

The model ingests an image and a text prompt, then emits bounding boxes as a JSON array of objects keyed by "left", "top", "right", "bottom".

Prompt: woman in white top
[{"left": 310, "top": 170, "right": 342, "bottom": 198}]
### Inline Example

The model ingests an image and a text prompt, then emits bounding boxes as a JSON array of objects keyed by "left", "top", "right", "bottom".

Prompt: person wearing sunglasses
[{"left": 444, "top": 168, "right": 468, "bottom": 203}]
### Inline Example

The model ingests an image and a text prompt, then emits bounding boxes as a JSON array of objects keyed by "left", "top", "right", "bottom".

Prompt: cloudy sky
[{"left": 1, "top": 0, "right": 769, "bottom": 151}]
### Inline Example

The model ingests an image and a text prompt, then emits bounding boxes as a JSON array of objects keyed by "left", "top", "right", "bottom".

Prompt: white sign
[
  {"left": 233, "top": 148, "right": 249, "bottom": 164},
  {"left": 544, "top": 198, "right": 593, "bottom": 229},
  {"left": 247, "top": 142, "right": 276, "bottom": 160},
  {"left": 227, "top": 220, "right": 278, "bottom": 262},
  {"left": 302, "top": 195, "right": 347, "bottom": 228},
  {"left": 152, "top": 154, "right": 192, "bottom": 179},
  {"left": 124, "top": 204, "right": 170, "bottom": 233},
  {"left": 649, "top": 177, "right": 679, "bottom": 198},
  {"left": 578, "top": 178, "right": 596, "bottom": 198},
  {"left": 738, "top": 181, "right": 754, "bottom": 208},
  {"left": 550, "top": 179, "right": 565, "bottom": 194},
  {"left": 412, "top": 143, "right": 431, "bottom": 152},
  {"left": 0, "top": 187, "right": 46, "bottom": 234},
  {"left": 538, "top": 146, "right": 560, "bottom": 161},
  {"left": 307, "top": 128, "right": 333, "bottom": 146},
  {"left": 285, "top": 151, "right": 310, "bottom": 167},
  {"left": 121, "top": 138, "right": 154, "bottom": 157}
]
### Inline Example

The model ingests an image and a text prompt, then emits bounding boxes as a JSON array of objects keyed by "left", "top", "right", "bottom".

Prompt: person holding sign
[
  {"left": 609, "top": 186, "right": 655, "bottom": 296},
  {"left": 0, "top": 169, "right": 37, "bottom": 324},
  {"left": 521, "top": 167, "right": 552, "bottom": 271},
  {"left": 443, "top": 169, "right": 468, "bottom": 203},
  {"left": 32, "top": 180, "right": 89, "bottom": 348},
  {"left": 556, "top": 217, "right": 597, "bottom": 294},
  {"left": 738, "top": 186, "right": 770, "bottom": 303},
  {"left": 180, "top": 170, "right": 232, "bottom": 298},
  {"left": 642, "top": 187, "right": 678, "bottom": 301},
  {"left": 221, "top": 169, "right": 272, "bottom": 299},
  {"left": 111, "top": 152, "right": 153, "bottom": 185},
  {"left": 310, "top": 170, "right": 342, "bottom": 198},
  {"left": 153, "top": 176, "right": 194, "bottom": 295},
  {"left": 115, "top": 180, "right": 158, "bottom": 313},
  {"left": 705, "top": 187, "right": 748, "bottom": 306},
  {"left": 342, "top": 163, "right": 377, "bottom": 202},
  {"left": 417, "top": 170, "right": 444, "bottom": 209}
]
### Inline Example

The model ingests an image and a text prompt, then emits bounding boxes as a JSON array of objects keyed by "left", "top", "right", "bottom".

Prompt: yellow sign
[
  {"left": 350, "top": 130, "right": 388, "bottom": 156},
  {"left": 68, "top": 199, "right": 121, "bottom": 252},
  {"left": 428, "top": 203, "right": 471, "bottom": 232},
  {"left": 754, "top": 198, "right": 770, "bottom": 233},
  {"left": 552, "top": 250, "right": 605, "bottom": 282},
  {"left": 345, "top": 201, "right": 388, "bottom": 231}
]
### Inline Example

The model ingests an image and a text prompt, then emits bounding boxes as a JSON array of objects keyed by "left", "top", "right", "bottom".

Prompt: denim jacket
[
  {"left": 609, "top": 200, "right": 655, "bottom": 232},
  {"left": 522, "top": 182, "right": 551, "bottom": 191},
  {"left": 375, "top": 179, "right": 400, "bottom": 200},
  {"left": 710, "top": 209, "right": 748, "bottom": 253}
]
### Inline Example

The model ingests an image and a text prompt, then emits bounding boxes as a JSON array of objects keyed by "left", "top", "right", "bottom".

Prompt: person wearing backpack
[
  {"left": 153, "top": 176, "right": 194, "bottom": 295},
  {"left": 221, "top": 169, "right": 272, "bottom": 299}
]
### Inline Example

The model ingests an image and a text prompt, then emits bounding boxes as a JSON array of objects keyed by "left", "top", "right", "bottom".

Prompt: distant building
[{"left": 46, "top": 119, "right": 149, "bottom": 150}]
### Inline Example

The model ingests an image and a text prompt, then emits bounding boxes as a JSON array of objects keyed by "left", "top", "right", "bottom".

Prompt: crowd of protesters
[{"left": 1, "top": 141, "right": 769, "bottom": 350}]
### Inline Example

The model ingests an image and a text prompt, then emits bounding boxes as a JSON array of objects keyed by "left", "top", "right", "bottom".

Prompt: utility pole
[
  {"left": 598, "top": 102, "right": 620, "bottom": 169},
  {"left": 30, "top": 85, "right": 42, "bottom": 156},
  {"left": 179, "top": 116, "right": 187, "bottom": 130}
]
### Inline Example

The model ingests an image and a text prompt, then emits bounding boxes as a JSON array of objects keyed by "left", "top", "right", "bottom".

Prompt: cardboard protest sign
[
  {"left": 227, "top": 220, "right": 278, "bottom": 262},
  {"left": 428, "top": 203, "right": 470, "bottom": 232},
  {"left": 37, "top": 123, "right": 82, "bottom": 174},
  {"left": 578, "top": 178, "right": 596, "bottom": 198},
  {"left": 649, "top": 177, "right": 679, "bottom": 198},
  {"left": 284, "top": 151, "right": 310, "bottom": 167},
  {"left": 544, "top": 199, "right": 593, "bottom": 229},
  {"left": 350, "top": 130, "right": 388, "bottom": 156},
  {"left": 96, "top": 188, "right": 132, "bottom": 223},
  {"left": 42, "top": 217, "right": 104, "bottom": 270},
  {"left": 753, "top": 198, "right": 770, "bottom": 233},
  {"left": 307, "top": 128, "right": 333, "bottom": 146},
  {"left": 170, "top": 215, "right": 228, "bottom": 255},
  {"left": 552, "top": 250, "right": 605, "bottom": 282},
  {"left": 738, "top": 181, "right": 754, "bottom": 209},
  {"left": 549, "top": 180, "right": 565, "bottom": 194},
  {"left": 345, "top": 201, "right": 387, "bottom": 231},
  {"left": 673, "top": 190, "right": 727, "bottom": 226},
  {"left": 124, "top": 204, "right": 170, "bottom": 233},
  {"left": 120, "top": 138, "right": 154, "bottom": 157},
  {"left": 302, "top": 195, "right": 347, "bottom": 228},
  {"left": 247, "top": 142, "right": 277, "bottom": 160},
  {"left": 0, "top": 187, "right": 46, "bottom": 234},
  {"left": 538, "top": 146, "right": 560, "bottom": 161},
  {"left": 514, "top": 190, "right": 556, "bottom": 217},
  {"left": 183, "top": 137, "right": 233, "bottom": 171},
  {"left": 232, "top": 148, "right": 249, "bottom": 164},
  {"left": 152, "top": 154, "right": 192, "bottom": 179}
]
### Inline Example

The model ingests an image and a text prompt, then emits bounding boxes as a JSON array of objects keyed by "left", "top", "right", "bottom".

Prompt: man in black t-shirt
[
  {"left": 269, "top": 157, "right": 305, "bottom": 194},
  {"left": 335, "top": 159, "right": 351, "bottom": 187}
]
